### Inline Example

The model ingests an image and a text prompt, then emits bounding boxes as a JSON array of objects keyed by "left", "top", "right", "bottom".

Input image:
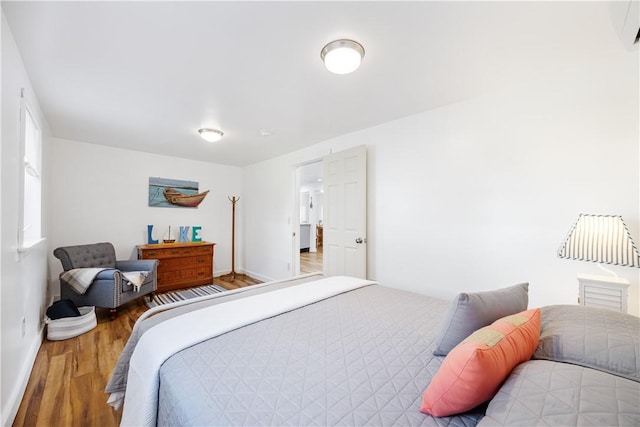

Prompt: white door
[{"left": 323, "top": 145, "right": 367, "bottom": 278}]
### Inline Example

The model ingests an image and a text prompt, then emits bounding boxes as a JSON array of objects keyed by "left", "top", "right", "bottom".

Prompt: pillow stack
[
  {"left": 421, "top": 283, "right": 540, "bottom": 417},
  {"left": 421, "top": 308, "right": 540, "bottom": 417}
]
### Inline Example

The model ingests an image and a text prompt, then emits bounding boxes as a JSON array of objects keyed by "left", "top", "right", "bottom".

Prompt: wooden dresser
[{"left": 137, "top": 242, "right": 215, "bottom": 292}]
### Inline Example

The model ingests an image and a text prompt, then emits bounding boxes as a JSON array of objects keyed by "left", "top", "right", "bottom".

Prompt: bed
[{"left": 106, "top": 274, "right": 640, "bottom": 427}]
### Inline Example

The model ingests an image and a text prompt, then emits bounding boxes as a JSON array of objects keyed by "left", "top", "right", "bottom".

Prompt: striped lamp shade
[{"left": 558, "top": 214, "right": 640, "bottom": 267}]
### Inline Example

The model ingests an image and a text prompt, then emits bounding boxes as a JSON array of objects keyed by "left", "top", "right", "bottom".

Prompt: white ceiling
[{"left": 2, "top": 1, "right": 627, "bottom": 167}]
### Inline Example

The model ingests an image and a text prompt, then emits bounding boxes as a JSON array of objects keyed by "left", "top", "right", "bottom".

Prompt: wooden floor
[
  {"left": 12, "top": 275, "right": 260, "bottom": 427},
  {"left": 300, "top": 246, "right": 323, "bottom": 274}
]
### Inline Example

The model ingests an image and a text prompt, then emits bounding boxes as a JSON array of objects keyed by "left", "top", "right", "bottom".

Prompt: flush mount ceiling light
[
  {"left": 320, "top": 39, "right": 365, "bottom": 74},
  {"left": 198, "top": 128, "right": 223, "bottom": 142}
]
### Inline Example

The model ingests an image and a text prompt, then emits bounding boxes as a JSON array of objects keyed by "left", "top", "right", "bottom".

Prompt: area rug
[{"left": 145, "top": 284, "right": 228, "bottom": 308}]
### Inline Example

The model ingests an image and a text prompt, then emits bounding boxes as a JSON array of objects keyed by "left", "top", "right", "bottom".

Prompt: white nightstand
[{"left": 578, "top": 274, "right": 630, "bottom": 314}]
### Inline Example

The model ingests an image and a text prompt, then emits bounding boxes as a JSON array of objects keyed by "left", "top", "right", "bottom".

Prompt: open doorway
[{"left": 297, "top": 161, "right": 324, "bottom": 274}]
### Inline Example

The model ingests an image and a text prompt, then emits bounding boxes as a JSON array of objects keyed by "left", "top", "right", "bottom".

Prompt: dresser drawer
[
  {"left": 159, "top": 255, "right": 211, "bottom": 271},
  {"left": 139, "top": 246, "right": 212, "bottom": 259}
]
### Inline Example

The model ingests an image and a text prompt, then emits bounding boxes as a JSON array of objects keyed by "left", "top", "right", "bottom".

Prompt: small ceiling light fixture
[
  {"left": 321, "top": 39, "right": 365, "bottom": 74},
  {"left": 198, "top": 128, "right": 224, "bottom": 142}
]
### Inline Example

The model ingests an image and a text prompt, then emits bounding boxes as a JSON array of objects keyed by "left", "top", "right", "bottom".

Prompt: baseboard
[
  {"left": 2, "top": 325, "right": 44, "bottom": 427},
  {"left": 213, "top": 269, "right": 232, "bottom": 278},
  {"left": 240, "top": 269, "right": 275, "bottom": 283}
]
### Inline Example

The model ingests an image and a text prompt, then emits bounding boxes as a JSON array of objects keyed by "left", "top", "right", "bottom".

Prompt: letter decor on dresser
[{"left": 137, "top": 242, "right": 215, "bottom": 292}]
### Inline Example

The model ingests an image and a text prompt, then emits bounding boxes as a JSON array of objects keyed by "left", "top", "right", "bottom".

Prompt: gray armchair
[{"left": 53, "top": 242, "right": 158, "bottom": 320}]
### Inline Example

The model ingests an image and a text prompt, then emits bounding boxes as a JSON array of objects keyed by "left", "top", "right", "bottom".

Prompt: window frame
[{"left": 17, "top": 93, "right": 45, "bottom": 252}]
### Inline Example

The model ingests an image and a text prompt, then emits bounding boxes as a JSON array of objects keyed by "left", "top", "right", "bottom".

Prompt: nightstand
[{"left": 578, "top": 274, "right": 630, "bottom": 313}]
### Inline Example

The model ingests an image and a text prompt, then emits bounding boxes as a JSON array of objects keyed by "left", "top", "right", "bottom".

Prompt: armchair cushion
[{"left": 95, "top": 269, "right": 119, "bottom": 280}]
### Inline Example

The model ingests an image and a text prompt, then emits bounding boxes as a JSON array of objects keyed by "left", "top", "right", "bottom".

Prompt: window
[{"left": 18, "top": 94, "right": 43, "bottom": 250}]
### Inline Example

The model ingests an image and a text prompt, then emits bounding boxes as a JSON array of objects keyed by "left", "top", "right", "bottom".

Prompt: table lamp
[{"left": 558, "top": 214, "right": 640, "bottom": 313}]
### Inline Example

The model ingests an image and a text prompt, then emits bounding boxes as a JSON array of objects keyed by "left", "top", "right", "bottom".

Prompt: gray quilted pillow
[
  {"left": 479, "top": 360, "right": 640, "bottom": 426},
  {"left": 433, "top": 283, "right": 529, "bottom": 356},
  {"left": 534, "top": 305, "right": 640, "bottom": 382}
]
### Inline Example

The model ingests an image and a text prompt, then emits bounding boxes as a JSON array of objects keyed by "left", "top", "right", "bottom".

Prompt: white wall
[
  {"left": 1, "top": 13, "right": 50, "bottom": 426},
  {"left": 48, "top": 138, "right": 243, "bottom": 291},
  {"left": 243, "top": 51, "right": 640, "bottom": 316}
]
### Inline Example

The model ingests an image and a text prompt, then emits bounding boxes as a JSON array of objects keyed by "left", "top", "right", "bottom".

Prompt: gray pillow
[
  {"left": 533, "top": 304, "right": 640, "bottom": 382},
  {"left": 433, "top": 283, "right": 529, "bottom": 356},
  {"left": 479, "top": 360, "right": 640, "bottom": 426}
]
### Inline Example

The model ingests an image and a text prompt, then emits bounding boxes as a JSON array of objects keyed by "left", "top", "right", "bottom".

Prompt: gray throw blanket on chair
[
  {"left": 60, "top": 268, "right": 108, "bottom": 294},
  {"left": 61, "top": 269, "right": 150, "bottom": 294}
]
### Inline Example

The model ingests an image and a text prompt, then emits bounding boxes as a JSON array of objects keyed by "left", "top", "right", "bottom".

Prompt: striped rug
[{"left": 145, "top": 284, "right": 228, "bottom": 308}]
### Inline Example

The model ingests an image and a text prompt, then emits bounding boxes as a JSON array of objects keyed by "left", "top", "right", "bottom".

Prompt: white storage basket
[{"left": 45, "top": 306, "right": 97, "bottom": 340}]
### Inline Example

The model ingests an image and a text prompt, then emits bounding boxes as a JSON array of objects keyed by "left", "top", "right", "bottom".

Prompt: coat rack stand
[{"left": 223, "top": 196, "right": 245, "bottom": 282}]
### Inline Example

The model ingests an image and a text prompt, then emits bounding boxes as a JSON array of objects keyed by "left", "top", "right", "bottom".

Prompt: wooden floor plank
[
  {"left": 37, "top": 352, "right": 73, "bottom": 427},
  {"left": 300, "top": 246, "right": 323, "bottom": 274},
  {"left": 12, "top": 275, "right": 261, "bottom": 427},
  {"left": 12, "top": 349, "right": 48, "bottom": 427}
]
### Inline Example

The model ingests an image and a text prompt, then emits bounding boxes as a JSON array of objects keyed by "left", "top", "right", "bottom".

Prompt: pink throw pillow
[{"left": 421, "top": 308, "right": 541, "bottom": 417}]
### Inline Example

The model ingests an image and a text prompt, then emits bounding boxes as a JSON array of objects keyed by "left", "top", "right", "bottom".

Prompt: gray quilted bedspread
[
  {"left": 478, "top": 360, "right": 640, "bottom": 426},
  {"left": 107, "top": 274, "right": 326, "bottom": 396},
  {"left": 156, "top": 285, "right": 485, "bottom": 426}
]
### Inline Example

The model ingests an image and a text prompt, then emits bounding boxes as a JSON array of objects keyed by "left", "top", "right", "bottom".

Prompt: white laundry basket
[{"left": 45, "top": 306, "right": 97, "bottom": 340}]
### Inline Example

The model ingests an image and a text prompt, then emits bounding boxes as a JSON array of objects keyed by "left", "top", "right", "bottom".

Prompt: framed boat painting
[{"left": 148, "top": 177, "right": 209, "bottom": 208}]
